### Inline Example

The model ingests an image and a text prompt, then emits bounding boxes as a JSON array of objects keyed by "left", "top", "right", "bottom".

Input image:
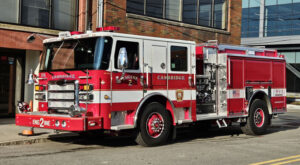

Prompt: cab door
[
  {"left": 111, "top": 38, "right": 144, "bottom": 113},
  {"left": 143, "top": 40, "right": 168, "bottom": 96}
]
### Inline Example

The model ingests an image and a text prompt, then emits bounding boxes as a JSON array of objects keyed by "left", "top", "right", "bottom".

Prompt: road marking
[
  {"left": 250, "top": 155, "right": 300, "bottom": 165},
  {"left": 272, "top": 158, "right": 300, "bottom": 165}
]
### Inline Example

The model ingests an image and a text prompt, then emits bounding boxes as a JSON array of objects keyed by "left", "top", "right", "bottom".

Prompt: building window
[
  {"left": 0, "top": 0, "right": 19, "bottom": 24},
  {"left": 214, "top": 0, "right": 227, "bottom": 29},
  {"left": 182, "top": 0, "right": 198, "bottom": 25},
  {"left": 52, "top": 0, "right": 77, "bottom": 30},
  {"left": 199, "top": 0, "right": 212, "bottom": 27},
  {"left": 146, "top": 0, "right": 163, "bottom": 18},
  {"left": 166, "top": 0, "right": 181, "bottom": 21},
  {"left": 0, "top": 0, "right": 78, "bottom": 31},
  {"left": 241, "top": 0, "right": 260, "bottom": 38},
  {"left": 127, "top": 0, "right": 144, "bottom": 15},
  {"left": 21, "top": 0, "right": 50, "bottom": 28},
  {"left": 170, "top": 46, "right": 187, "bottom": 72},
  {"left": 115, "top": 41, "right": 139, "bottom": 70},
  {"left": 242, "top": 0, "right": 300, "bottom": 38},
  {"left": 127, "top": 0, "right": 228, "bottom": 30}
]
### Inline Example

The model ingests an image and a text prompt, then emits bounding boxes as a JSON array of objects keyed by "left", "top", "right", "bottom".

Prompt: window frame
[
  {"left": 112, "top": 38, "right": 143, "bottom": 73},
  {"left": 126, "top": 0, "right": 228, "bottom": 30},
  {"left": 168, "top": 44, "right": 190, "bottom": 73}
]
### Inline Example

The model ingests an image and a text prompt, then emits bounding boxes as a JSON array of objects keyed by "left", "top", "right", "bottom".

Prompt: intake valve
[{"left": 69, "top": 105, "right": 86, "bottom": 117}]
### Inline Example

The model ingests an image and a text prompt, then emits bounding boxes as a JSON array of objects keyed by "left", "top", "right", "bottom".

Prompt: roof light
[
  {"left": 70, "top": 31, "right": 83, "bottom": 35},
  {"left": 96, "top": 26, "right": 120, "bottom": 32},
  {"left": 279, "top": 54, "right": 285, "bottom": 58}
]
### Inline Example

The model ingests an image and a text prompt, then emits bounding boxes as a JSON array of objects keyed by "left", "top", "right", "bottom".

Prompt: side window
[
  {"left": 115, "top": 41, "right": 139, "bottom": 70},
  {"left": 170, "top": 46, "right": 188, "bottom": 71}
]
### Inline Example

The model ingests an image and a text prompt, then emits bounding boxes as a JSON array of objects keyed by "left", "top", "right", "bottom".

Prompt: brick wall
[{"left": 96, "top": 0, "right": 241, "bottom": 45}]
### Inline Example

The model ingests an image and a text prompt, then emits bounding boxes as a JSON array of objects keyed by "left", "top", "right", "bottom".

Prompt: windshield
[{"left": 40, "top": 37, "right": 113, "bottom": 71}]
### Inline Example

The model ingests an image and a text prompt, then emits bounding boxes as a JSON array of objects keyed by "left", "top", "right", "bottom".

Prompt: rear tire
[
  {"left": 135, "top": 102, "right": 172, "bottom": 147},
  {"left": 241, "top": 99, "right": 270, "bottom": 135}
]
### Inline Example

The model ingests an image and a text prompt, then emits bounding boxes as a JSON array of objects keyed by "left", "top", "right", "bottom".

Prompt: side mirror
[
  {"left": 116, "top": 48, "right": 128, "bottom": 83},
  {"left": 26, "top": 69, "right": 36, "bottom": 85},
  {"left": 117, "top": 47, "right": 128, "bottom": 70}
]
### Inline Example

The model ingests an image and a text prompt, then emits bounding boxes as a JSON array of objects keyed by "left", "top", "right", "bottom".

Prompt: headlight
[
  {"left": 55, "top": 120, "right": 60, "bottom": 127},
  {"left": 35, "top": 93, "right": 46, "bottom": 101},
  {"left": 79, "top": 93, "right": 93, "bottom": 101},
  {"left": 61, "top": 121, "right": 67, "bottom": 128}
]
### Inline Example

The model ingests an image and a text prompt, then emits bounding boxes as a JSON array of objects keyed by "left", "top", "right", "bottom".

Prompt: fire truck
[{"left": 16, "top": 27, "right": 286, "bottom": 146}]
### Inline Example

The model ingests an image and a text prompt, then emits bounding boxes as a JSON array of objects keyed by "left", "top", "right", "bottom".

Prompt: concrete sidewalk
[{"left": 0, "top": 118, "right": 78, "bottom": 146}]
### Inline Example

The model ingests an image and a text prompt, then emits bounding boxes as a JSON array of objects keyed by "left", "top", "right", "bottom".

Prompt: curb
[{"left": 0, "top": 133, "right": 78, "bottom": 146}]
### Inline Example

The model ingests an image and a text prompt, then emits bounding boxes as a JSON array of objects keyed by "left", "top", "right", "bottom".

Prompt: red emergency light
[
  {"left": 70, "top": 31, "right": 83, "bottom": 35},
  {"left": 279, "top": 54, "right": 285, "bottom": 58},
  {"left": 96, "top": 26, "right": 120, "bottom": 32}
]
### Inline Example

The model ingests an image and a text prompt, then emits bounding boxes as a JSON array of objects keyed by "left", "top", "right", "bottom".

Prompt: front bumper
[{"left": 16, "top": 113, "right": 102, "bottom": 131}]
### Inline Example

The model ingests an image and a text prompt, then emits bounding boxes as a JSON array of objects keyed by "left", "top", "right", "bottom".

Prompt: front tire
[
  {"left": 241, "top": 99, "right": 270, "bottom": 135},
  {"left": 135, "top": 102, "right": 172, "bottom": 147}
]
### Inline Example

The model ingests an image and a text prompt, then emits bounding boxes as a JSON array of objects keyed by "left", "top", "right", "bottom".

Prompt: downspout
[{"left": 98, "top": 0, "right": 104, "bottom": 28}]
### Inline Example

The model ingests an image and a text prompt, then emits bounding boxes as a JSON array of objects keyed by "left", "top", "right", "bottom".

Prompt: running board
[
  {"left": 216, "top": 119, "right": 228, "bottom": 128},
  {"left": 178, "top": 119, "right": 193, "bottom": 125},
  {"left": 111, "top": 125, "right": 134, "bottom": 131}
]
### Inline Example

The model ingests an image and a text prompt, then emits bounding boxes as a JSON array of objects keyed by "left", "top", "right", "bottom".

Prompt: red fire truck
[{"left": 16, "top": 27, "right": 286, "bottom": 146}]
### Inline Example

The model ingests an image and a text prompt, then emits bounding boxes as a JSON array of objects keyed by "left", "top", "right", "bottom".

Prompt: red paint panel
[
  {"left": 111, "top": 102, "right": 139, "bottom": 111},
  {"left": 125, "top": 110, "right": 135, "bottom": 125},
  {"left": 272, "top": 61, "right": 286, "bottom": 88},
  {"left": 265, "top": 51, "right": 277, "bottom": 57},
  {"left": 16, "top": 114, "right": 85, "bottom": 131},
  {"left": 38, "top": 102, "right": 48, "bottom": 112},
  {"left": 271, "top": 97, "right": 286, "bottom": 110},
  {"left": 245, "top": 60, "right": 271, "bottom": 82},
  {"left": 196, "top": 46, "right": 204, "bottom": 59},
  {"left": 229, "top": 59, "right": 244, "bottom": 89},
  {"left": 227, "top": 98, "right": 245, "bottom": 115},
  {"left": 172, "top": 100, "right": 191, "bottom": 108},
  {"left": 223, "top": 49, "right": 246, "bottom": 55},
  {"left": 99, "top": 103, "right": 111, "bottom": 129},
  {"left": 255, "top": 52, "right": 264, "bottom": 56}
]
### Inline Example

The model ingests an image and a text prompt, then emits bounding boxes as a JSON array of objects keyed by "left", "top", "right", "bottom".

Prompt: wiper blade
[{"left": 63, "top": 71, "right": 70, "bottom": 75}]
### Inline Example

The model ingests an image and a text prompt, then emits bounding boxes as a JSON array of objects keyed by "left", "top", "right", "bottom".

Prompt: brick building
[
  {"left": 0, "top": 0, "right": 242, "bottom": 117},
  {"left": 0, "top": 0, "right": 88, "bottom": 117},
  {"left": 90, "top": 0, "right": 241, "bottom": 45}
]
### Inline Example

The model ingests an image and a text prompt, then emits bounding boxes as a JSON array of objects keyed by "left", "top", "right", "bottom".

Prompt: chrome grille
[
  {"left": 48, "top": 92, "right": 75, "bottom": 100},
  {"left": 48, "top": 84, "right": 75, "bottom": 91},
  {"left": 48, "top": 83, "right": 75, "bottom": 109}
]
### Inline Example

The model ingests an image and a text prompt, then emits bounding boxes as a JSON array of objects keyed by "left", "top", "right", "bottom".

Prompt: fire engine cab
[{"left": 16, "top": 27, "right": 286, "bottom": 146}]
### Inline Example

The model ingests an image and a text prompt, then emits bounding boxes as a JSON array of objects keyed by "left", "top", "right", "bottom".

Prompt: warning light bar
[
  {"left": 96, "top": 26, "right": 120, "bottom": 32},
  {"left": 70, "top": 31, "right": 83, "bottom": 35}
]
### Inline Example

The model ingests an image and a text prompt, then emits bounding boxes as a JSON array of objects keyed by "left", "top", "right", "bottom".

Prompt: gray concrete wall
[{"left": 24, "top": 50, "right": 40, "bottom": 112}]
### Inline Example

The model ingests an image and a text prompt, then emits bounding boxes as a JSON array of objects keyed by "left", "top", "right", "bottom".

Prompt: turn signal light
[
  {"left": 35, "top": 85, "right": 45, "bottom": 91},
  {"left": 80, "top": 84, "right": 93, "bottom": 91}
]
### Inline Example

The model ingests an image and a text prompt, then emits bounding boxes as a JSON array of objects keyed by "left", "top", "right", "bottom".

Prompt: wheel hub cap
[
  {"left": 146, "top": 113, "right": 164, "bottom": 138},
  {"left": 254, "top": 108, "right": 265, "bottom": 128}
]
